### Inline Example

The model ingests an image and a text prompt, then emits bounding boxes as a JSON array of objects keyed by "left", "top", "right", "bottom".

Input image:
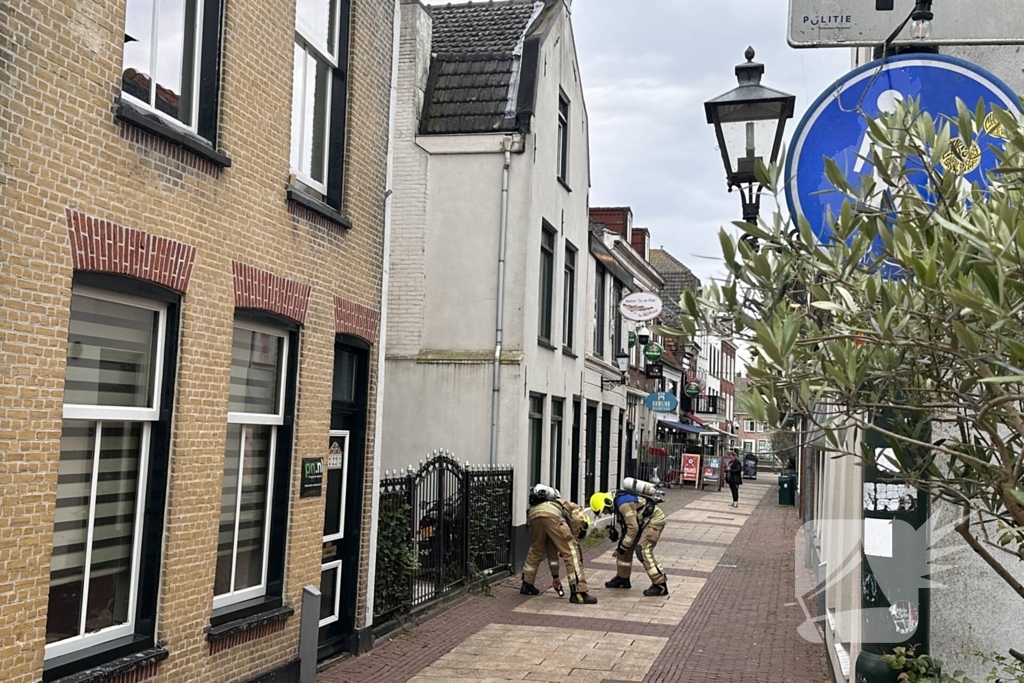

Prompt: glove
[{"left": 608, "top": 527, "right": 619, "bottom": 543}]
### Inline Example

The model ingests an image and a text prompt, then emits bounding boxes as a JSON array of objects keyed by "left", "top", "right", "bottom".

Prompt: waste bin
[{"left": 778, "top": 474, "right": 796, "bottom": 506}]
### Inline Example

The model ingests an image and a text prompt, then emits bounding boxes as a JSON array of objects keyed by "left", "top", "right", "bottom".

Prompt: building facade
[
  {"left": 0, "top": 0, "right": 395, "bottom": 680},
  {"left": 381, "top": 0, "right": 591, "bottom": 550},
  {"left": 583, "top": 211, "right": 666, "bottom": 494}
]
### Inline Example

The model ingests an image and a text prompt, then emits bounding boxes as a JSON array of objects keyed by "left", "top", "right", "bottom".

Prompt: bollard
[{"left": 300, "top": 586, "right": 321, "bottom": 683}]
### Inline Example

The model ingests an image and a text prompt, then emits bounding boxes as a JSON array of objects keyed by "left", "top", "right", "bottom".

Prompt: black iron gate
[{"left": 373, "top": 451, "right": 512, "bottom": 626}]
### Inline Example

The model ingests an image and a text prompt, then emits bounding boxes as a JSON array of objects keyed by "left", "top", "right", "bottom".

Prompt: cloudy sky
[{"left": 569, "top": 0, "right": 850, "bottom": 285}]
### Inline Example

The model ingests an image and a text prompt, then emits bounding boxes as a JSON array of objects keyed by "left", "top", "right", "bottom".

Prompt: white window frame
[
  {"left": 45, "top": 287, "right": 167, "bottom": 659},
  {"left": 757, "top": 422, "right": 765, "bottom": 432},
  {"left": 318, "top": 560, "right": 344, "bottom": 628},
  {"left": 291, "top": 0, "right": 342, "bottom": 195},
  {"left": 121, "top": 0, "right": 205, "bottom": 133},
  {"left": 213, "top": 320, "right": 289, "bottom": 610},
  {"left": 557, "top": 92, "right": 570, "bottom": 182},
  {"left": 745, "top": 420, "right": 755, "bottom": 433}
]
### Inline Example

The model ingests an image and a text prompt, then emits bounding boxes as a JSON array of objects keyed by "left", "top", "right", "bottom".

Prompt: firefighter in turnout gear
[
  {"left": 544, "top": 497, "right": 591, "bottom": 596},
  {"left": 521, "top": 486, "right": 597, "bottom": 604},
  {"left": 590, "top": 489, "right": 669, "bottom": 596}
]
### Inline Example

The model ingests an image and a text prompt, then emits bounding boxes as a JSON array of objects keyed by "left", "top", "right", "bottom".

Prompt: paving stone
[{"left": 319, "top": 483, "right": 827, "bottom": 683}]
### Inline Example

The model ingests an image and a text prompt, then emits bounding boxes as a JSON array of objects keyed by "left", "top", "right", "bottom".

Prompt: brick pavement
[{"left": 319, "top": 480, "right": 828, "bottom": 683}]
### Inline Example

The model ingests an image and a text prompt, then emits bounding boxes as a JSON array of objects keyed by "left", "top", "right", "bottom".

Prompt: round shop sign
[
  {"left": 644, "top": 342, "right": 663, "bottom": 362},
  {"left": 644, "top": 391, "right": 679, "bottom": 414},
  {"left": 683, "top": 381, "right": 702, "bottom": 398},
  {"left": 628, "top": 331, "right": 637, "bottom": 347},
  {"left": 619, "top": 292, "right": 663, "bottom": 322}
]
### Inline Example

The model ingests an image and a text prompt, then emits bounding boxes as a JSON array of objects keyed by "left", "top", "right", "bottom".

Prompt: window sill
[
  {"left": 207, "top": 604, "right": 294, "bottom": 642},
  {"left": 537, "top": 338, "right": 557, "bottom": 351},
  {"left": 44, "top": 638, "right": 166, "bottom": 683},
  {"left": 115, "top": 99, "right": 231, "bottom": 168},
  {"left": 562, "top": 346, "right": 577, "bottom": 358},
  {"left": 287, "top": 185, "right": 353, "bottom": 230},
  {"left": 557, "top": 176, "right": 572, "bottom": 193}
]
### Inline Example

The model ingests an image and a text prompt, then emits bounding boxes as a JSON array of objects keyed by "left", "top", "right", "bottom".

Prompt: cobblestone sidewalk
[{"left": 319, "top": 479, "right": 827, "bottom": 683}]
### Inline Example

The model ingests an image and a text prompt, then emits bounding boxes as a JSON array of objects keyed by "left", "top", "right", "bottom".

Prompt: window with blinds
[
  {"left": 214, "top": 322, "right": 288, "bottom": 609},
  {"left": 46, "top": 289, "right": 165, "bottom": 658}
]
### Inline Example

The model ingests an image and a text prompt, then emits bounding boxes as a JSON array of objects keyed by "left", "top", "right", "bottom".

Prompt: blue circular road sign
[{"left": 785, "top": 54, "right": 1020, "bottom": 244}]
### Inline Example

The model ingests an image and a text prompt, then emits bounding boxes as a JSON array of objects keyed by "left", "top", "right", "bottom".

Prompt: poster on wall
[{"left": 682, "top": 454, "right": 701, "bottom": 484}]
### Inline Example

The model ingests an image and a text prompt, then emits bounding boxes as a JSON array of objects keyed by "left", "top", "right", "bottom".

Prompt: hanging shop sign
[
  {"left": 683, "top": 381, "right": 702, "bottom": 399},
  {"left": 628, "top": 331, "right": 637, "bottom": 347},
  {"left": 619, "top": 292, "right": 663, "bottom": 322},
  {"left": 644, "top": 362, "right": 663, "bottom": 380},
  {"left": 643, "top": 342, "right": 663, "bottom": 362},
  {"left": 644, "top": 391, "right": 679, "bottom": 414}
]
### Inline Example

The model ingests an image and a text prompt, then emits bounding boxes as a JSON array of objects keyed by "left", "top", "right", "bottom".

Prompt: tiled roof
[
  {"left": 422, "top": 1, "right": 540, "bottom": 135},
  {"left": 429, "top": 0, "right": 539, "bottom": 53},
  {"left": 650, "top": 248, "right": 702, "bottom": 329}
]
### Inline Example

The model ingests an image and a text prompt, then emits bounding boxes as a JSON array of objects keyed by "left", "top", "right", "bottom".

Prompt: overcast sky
[{"left": 569, "top": 0, "right": 850, "bottom": 285}]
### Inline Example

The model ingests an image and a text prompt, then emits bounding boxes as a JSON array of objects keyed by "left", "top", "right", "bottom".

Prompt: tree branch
[{"left": 956, "top": 507, "right": 1024, "bottom": 602}]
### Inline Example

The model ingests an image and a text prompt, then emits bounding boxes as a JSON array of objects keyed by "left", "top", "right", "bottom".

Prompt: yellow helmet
[{"left": 590, "top": 492, "right": 613, "bottom": 515}]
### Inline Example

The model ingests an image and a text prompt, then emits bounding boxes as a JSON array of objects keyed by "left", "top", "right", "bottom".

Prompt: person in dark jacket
[{"left": 726, "top": 451, "right": 742, "bottom": 507}]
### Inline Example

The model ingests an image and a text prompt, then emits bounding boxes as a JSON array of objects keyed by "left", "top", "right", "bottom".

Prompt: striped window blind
[
  {"left": 215, "top": 322, "right": 287, "bottom": 607},
  {"left": 46, "top": 291, "right": 161, "bottom": 651}
]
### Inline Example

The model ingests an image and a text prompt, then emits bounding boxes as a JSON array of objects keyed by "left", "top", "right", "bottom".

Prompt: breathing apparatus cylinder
[{"left": 621, "top": 477, "right": 665, "bottom": 502}]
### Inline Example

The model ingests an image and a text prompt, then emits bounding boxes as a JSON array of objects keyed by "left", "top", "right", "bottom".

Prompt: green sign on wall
[{"left": 643, "top": 343, "right": 663, "bottom": 362}]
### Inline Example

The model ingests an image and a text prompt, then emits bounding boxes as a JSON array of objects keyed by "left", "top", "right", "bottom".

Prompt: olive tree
[{"left": 681, "top": 98, "right": 1024, "bottom": 602}]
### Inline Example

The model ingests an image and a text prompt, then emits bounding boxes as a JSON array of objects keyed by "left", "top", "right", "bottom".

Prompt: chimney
[
  {"left": 631, "top": 228, "right": 649, "bottom": 260},
  {"left": 589, "top": 207, "right": 631, "bottom": 240}
]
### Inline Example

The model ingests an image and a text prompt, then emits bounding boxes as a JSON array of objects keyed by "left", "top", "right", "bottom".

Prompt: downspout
[
  {"left": 489, "top": 136, "right": 514, "bottom": 466},
  {"left": 363, "top": 0, "right": 400, "bottom": 628}
]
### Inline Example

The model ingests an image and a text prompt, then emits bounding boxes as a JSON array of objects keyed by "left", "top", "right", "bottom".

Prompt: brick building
[{"left": 0, "top": 0, "right": 395, "bottom": 681}]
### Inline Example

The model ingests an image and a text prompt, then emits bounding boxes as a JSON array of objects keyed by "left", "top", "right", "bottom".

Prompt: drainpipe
[
  {"left": 489, "top": 136, "right": 514, "bottom": 466},
  {"left": 363, "top": 0, "right": 401, "bottom": 629}
]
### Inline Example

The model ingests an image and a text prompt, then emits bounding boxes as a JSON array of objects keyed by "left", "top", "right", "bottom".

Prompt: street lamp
[
  {"left": 602, "top": 352, "right": 631, "bottom": 391},
  {"left": 704, "top": 47, "right": 796, "bottom": 243}
]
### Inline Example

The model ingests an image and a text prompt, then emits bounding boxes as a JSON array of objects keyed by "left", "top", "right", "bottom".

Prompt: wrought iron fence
[{"left": 372, "top": 451, "right": 513, "bottom": 626}]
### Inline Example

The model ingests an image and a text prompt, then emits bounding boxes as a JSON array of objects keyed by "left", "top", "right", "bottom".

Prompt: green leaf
[
  {"left": 977, "top": 375, "right": 1024, "bottom": 383},
  {"left": 952, "top": 321, "right": 980, "bottom": 354}
]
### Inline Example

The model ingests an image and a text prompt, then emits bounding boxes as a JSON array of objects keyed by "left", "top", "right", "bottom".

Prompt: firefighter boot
[
  {"left": 605, "top": 576, "right": 632, "bottom": 589},
  {"left": 643, "top": 583, "right": 669, "bottom": 597},
  {"left": 570, "top": 589, "right": 598, "bottom": 604},
  {"left": 520, "top": 581, "right": 540, "bottom": 596}
]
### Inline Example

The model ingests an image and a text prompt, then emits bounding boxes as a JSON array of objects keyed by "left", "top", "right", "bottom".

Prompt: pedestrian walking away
[
  {"left": 521, "top": 485, "right": 597, "bottom": 604},
  {"left": 727, "top": 450, "right": 742, "bottom": 507},
  {"left": 590, "top": 480, "right": 669, "bottom": 597}
]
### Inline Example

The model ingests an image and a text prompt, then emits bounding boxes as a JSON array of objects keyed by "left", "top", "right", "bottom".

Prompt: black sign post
[{"left": 300, "top": 457, "right": 324, "bottom": 498}]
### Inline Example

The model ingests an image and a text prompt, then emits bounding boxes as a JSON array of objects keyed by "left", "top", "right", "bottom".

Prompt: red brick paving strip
[{"left": 641, "top": 493, "right": 828, "bottom": 683}]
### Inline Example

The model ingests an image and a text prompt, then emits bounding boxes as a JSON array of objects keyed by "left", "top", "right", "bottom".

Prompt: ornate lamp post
[{"left": 704, "top": 47, "right": 796, "bottom": 244}]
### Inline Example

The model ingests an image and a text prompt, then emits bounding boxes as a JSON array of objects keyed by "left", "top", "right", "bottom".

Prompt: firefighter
[
  {"left": 521, "top": 486, "right": 597, "bottom": 604},
  {"left": 590, "top": 489, "right": 669, "bottom": 596},
  {"left": 543, "top": 496, "right": 591, "bottom": 596}
]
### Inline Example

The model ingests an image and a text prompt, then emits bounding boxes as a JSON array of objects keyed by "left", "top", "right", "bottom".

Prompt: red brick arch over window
[
  {"left": 232, "top": 261, "right": 311, "bottom": 325},
  {"left": 334, "top": 296, "right": 379, "bottom": 344},
  {"left": 66, "top": 209, "right": 197, "bottom": 293}
]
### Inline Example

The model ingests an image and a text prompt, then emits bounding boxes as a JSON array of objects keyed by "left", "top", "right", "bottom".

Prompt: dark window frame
[
  {"left": 211, "top": 312, "right": 300, "bottom": 622},
  {"left": 43, "top": 273, "right": 181, "bottom": 682},
  {"left": 528, "top": 394, "right": 545, "bottom": 486},
  {"left": 119, "top": 0, "right": 226, "bottom": 148},
  {"left": 562, "top": 243, "right": 576, "bottom": 351},
  {"left": 557, "top": 91, "right": 570, "bottom": 184},
  {"left": 593, "top": 265, "right": 606, "bottom": 358},
  {"left": 550, "top": 398, "right": 564, "bottom": 490},
  {"left": 290, "top": 0, "right": 352, "bottom": 213},
  {"left": 538, "top": 222, "right": 556, "bottom": 346}
]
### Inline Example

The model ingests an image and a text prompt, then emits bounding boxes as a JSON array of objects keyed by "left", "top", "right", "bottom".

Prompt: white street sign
[
  {"left": 619, "top": 292, "right": 663, "bottom": 322},
  {"left": 789, "top": 0, "right": 1024, "bottom": 48}
]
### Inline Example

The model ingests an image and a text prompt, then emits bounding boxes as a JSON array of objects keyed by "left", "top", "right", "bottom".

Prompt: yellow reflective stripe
[
  {"left": 523, "top": 563, "right": 537, "bottom": 573},
  {"left": 616, "top": 560, "right": 632, "bottom": 567},
  {"left": 623, "top": 510, "right": 637, "bottom": 519},
  {"left": 649, "top": 509, "right": 666, "bottom": 525}
]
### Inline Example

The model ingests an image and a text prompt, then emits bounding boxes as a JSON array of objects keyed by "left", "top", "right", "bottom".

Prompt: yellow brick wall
[{"left": 0, "top": 0, "right": 394, "bottom": 680}]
